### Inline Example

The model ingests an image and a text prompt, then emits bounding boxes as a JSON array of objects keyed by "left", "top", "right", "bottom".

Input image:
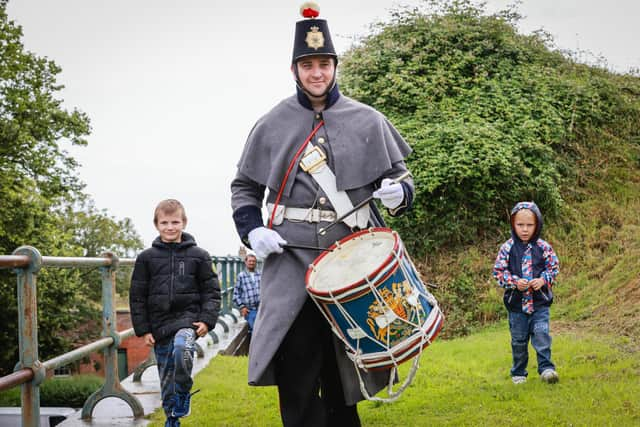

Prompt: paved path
[{"left": 57, "top": 313, "right": 245, "bottom": 426}]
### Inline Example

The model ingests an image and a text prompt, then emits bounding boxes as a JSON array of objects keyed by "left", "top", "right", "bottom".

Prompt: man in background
[{"left": 232, "top": 253, "right": 261, "bottom": 336}]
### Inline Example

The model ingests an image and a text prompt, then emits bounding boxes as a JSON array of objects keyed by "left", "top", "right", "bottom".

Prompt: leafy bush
[
  {"left": 40, "top": 375, "right": 103, "bottom": 408},
  {"left": 339, "top": 0, "right": 640, "bottom": 258},
  {"left": 0, "top": 375, "right": 102, "bottom": 408},
  {"left": 0, "top": 385, "right": 19, "bottom": 406}
]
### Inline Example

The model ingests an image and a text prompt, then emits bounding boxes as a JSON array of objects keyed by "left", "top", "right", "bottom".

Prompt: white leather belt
[
  {"left": 299, "top": 143, "right": 370, "bottom": 229},
  {"left": 267, "top": 203, "right": 337, "bottom": 225}
]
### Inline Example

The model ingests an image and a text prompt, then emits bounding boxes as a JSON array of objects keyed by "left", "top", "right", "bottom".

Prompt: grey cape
[{"left": 231, "top": 94, "right": 413, "bottom": 405}]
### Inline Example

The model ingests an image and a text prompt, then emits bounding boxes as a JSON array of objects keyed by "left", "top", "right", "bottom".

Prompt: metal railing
[{"left": 0, "top": 246, "right": 245, "bottom": 427}]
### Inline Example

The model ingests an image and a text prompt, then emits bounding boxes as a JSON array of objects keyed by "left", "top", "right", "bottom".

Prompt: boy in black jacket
[{"left": 129, "top": 199, "right": 221, "bottom": 427}]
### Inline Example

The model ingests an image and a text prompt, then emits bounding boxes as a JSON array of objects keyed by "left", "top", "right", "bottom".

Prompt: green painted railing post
[
  {"left": 228, "top": 256, "right": 242, "bottom": 314},
  {"left": 13, "top": 246, "right": 44, "bottom": 427},
  {"left": 225, "top": 257, "right": 239, "bottom": 322},
  {"left": 229, "top": 257, "right": 239, "bottom": 320},
  {"left": 218, "top": 257, "right": 229, "bottom": 314},
  {"left": 81, "top": 253, "right": 143, "bottom": 419},
  {"left": 211, "top": 255, "right": 253, "bottom": 320}
]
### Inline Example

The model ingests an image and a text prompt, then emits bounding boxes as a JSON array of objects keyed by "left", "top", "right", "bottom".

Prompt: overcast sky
[{"left": 6, "top": 1, "right": 639, "bottom": 257}]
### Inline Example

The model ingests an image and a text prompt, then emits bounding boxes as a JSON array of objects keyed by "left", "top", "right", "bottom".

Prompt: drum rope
[
  {"left": 325, "top": 247, "right": 402, "bottom": 355},
  {"left": 352, "top": 244, "right": 439, "bottom": 402},
  {"left": 354, "top": 349, "right": 422, "bottom": 403},
  {"left": 365, "top": 273, "right": 401, "bottom": 367},
  {"left": 309, "top": 283, "right": 377, "bottom": 370}
]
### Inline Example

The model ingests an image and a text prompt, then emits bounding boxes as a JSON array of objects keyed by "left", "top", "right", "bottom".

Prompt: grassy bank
[{"left": 148, "top": 323, "right": 640, "bottom": 426}]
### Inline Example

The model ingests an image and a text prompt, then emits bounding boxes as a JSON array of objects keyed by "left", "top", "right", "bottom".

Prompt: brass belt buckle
[{"left": 300, "top": 146, "right": 327, "bottom": 173}]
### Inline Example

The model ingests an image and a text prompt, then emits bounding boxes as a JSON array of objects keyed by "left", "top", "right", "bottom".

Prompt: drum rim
[
  {"left": 305, "top": 227, "right": 399, "bottom": 296},
  {"left": 305, "top": 257, "right": 400, "bottom": 302}
]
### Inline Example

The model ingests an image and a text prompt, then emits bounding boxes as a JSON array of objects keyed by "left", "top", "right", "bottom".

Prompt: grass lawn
[{"left": 147, "top": 322, "right": 640, "bottom": 426}]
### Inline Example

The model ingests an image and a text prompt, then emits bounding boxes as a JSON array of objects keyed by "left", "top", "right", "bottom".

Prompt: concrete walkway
[{"left": 57, "top": 313, "right": 246, "bottom": 426}]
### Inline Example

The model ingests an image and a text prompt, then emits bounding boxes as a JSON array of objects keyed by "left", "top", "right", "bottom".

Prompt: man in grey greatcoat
[{"left": 230, "top": 3, "right": 415, "bottom": 426}]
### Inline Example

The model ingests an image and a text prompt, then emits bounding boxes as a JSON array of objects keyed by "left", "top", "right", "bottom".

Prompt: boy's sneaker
[
  {"left": 171, "top": 389, "right": 200, "bottom": 418},
  {"left": 540, "top": 369, "right": 559, "bottom": 384},
  {"left": 512, "top": 376, "right": 527, "bottom": 384}
]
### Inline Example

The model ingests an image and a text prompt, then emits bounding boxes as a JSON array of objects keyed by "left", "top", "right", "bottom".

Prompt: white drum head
[{"left": 309, "top": 230, "right": 396, "bottom": 293}]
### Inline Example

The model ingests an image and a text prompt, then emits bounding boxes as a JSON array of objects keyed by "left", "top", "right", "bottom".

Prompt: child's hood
[{"left": 510, "top": 201, "right": 543, "bottom": 243}]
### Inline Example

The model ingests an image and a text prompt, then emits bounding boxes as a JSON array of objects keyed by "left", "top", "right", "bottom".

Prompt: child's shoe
[
  {"left": 164, "top": 417, "right": 180, "bottom": 427},
  {"left": 171, "top": 389, "right": 200, "bottom": 418},
  {"left": 511, "top": 375, "right": 527, "bottom": 384},
  {"left": 540, "top": 369, "right": 559, "bottom": 384}
]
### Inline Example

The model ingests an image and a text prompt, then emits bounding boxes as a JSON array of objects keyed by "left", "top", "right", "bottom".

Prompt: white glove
[
  {"left": 248, "top": 227, "right": 287, "bottom": 259},
  {"left": 372, "top": 178, "right": 405, "bottom": 209}
]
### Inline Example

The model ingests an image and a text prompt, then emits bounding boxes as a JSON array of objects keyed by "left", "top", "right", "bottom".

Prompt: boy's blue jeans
[
  {"left": 508, "top": 306, "right": 556, "bottom": 377},
  {"left": 154, "top": 328, "right": 196, "bottom": 418}
]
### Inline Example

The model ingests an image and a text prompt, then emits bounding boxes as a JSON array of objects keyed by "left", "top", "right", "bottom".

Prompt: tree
[
  {"left": 0, "top": 1, "right": 142, "bottom": 375},
  {"left": 61, "top": 197, "right": 143, "bottom": 299}
]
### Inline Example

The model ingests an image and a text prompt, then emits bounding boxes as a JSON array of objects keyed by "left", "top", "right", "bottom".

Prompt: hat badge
[{"left": 305, "top": 26, "right": 325, "bottom": 50}]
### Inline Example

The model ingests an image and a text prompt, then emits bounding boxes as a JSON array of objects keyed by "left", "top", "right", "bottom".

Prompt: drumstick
[
  {"left": 281, "top": 243, "right": 332, "bottom": 252},
  {"left": 318, "top": 171, "right": 412, "bottom": 236}
]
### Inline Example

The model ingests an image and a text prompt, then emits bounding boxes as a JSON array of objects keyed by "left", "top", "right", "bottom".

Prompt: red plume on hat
[
  {"left": 300, "top": 2, "right": 320, "bottom": 18},
  {"left": 292, "top": 2, "right": 336, "bottom": 64}
]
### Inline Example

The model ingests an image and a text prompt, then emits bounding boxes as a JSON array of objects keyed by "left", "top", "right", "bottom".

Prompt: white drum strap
[{"left": 300, "top": 143, "right": 370, "bottom": 229}]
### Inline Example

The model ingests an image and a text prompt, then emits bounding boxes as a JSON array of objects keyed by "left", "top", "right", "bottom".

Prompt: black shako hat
[{"left": 292, "top": 2, "right": 337, "bottom": 64}]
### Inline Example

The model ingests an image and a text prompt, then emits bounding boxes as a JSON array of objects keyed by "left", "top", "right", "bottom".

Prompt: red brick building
[
  {"left": 116, "top": 309, "right": 151, "bottom": 377},
  {"left": 58, "top": 309, "right": 149, "bottom": 380}
]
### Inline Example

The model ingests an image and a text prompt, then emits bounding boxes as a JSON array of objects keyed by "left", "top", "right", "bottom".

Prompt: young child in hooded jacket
[
  {"left": 492, "top": 201, "right": 560, "bottom": 385},
  {"left": 129, "top": 199, "right": 221, "bottom": 427}
]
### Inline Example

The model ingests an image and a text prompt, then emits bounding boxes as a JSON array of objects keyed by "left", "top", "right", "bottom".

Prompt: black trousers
[{"left": 274, "top": 298, "right": 361, "bottom": 427}]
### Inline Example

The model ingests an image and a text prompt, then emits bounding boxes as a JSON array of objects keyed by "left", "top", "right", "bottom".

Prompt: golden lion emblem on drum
[{"left": 366, "top": 280, "right": 424, "bottom": 345}]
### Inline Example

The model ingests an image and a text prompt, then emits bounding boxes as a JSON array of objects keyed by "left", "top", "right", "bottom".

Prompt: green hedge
[{"left": 0, "top": 374, "right": 102, "bottom": 408}]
